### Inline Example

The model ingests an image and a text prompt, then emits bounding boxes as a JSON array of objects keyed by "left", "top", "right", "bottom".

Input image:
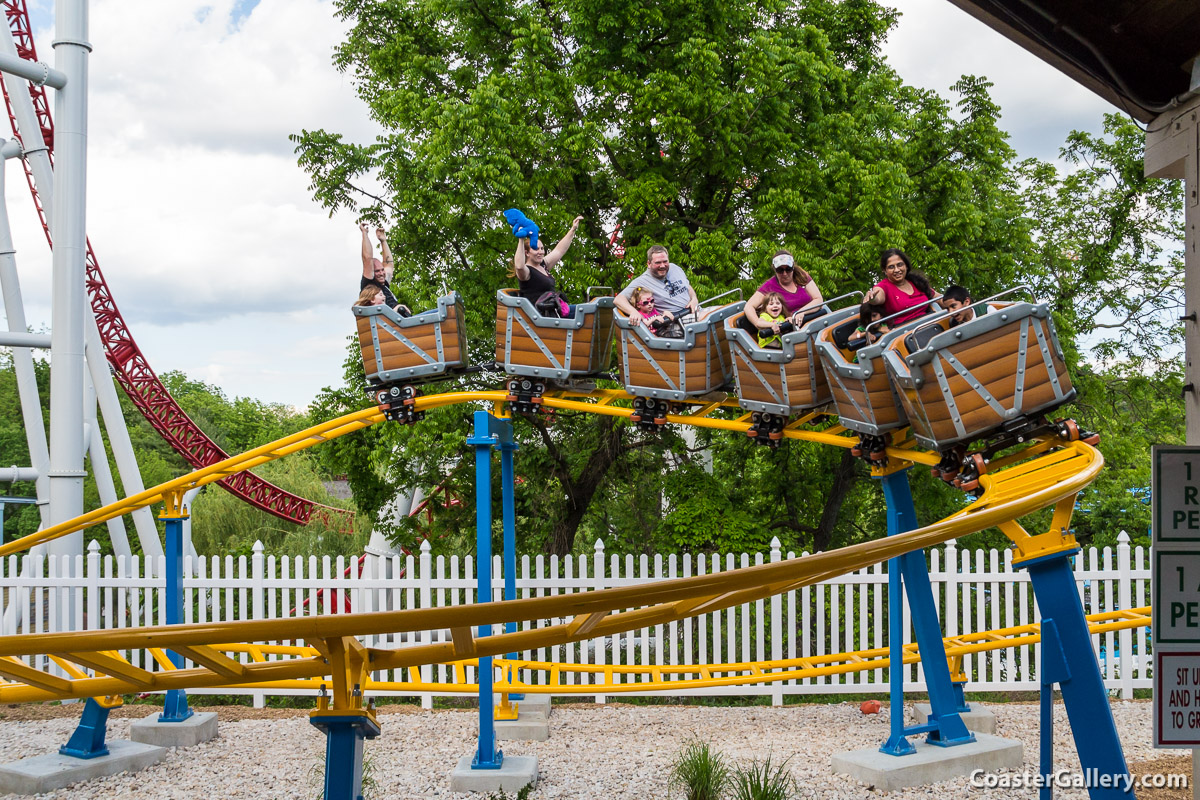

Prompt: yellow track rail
[
  {"left": 54, "top": 606, "right": 1144, "bottom": 699},
  {"left": 0, "top": 389, "right": 1104, "bottom": 710}
]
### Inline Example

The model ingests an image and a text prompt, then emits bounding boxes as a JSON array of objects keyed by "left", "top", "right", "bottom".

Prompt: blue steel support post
[
  {"left": 159, "top": 511, "right": 193, "bottom": 722},
  {"left": 468, "top": 410, "right": 504, "bottom": 769},
  {"left": 878, "top": 470, "right": 972, "bottom": 755},
  {"left": 310, "top": 712, "right": 381, "bottom": 800},
  {"left": 500, "top": 437, "right": 523, "bottom": 699},
  {"left": 1040, "top": 655, "right": 1056, "bottom": 800},
  {"left": 59, "top": 698, "right": 112, "bottom": 759},
  {"left": 1020, "top": 551, "right": 1133, "bottom": 799}
]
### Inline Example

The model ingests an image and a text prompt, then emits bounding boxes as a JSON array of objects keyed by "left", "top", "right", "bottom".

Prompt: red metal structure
[{"left": 0, "top": 1, "right": 351, "bottom": 530}]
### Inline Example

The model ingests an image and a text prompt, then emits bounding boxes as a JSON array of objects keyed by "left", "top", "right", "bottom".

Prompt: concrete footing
[
  {"left": 495, "top": 716, "right": 549, "bottom": 742},
  {"left": 130, "top": 711, "right": 219, "bottom": 748},
  {"left": 515, "top": 694, "right": 552, "bottom": 719},
  {"left": 832, "top": 733, "right": 1023, "bottom": 791},
  {"left": 912, "top": 703, "right": 996, "bottom": 734},
  {"left": 483, "top": 695, "right": 553, "bottom": 741},
  {"left": 449, "top": 755, "right": 538, "bottom": 793},
  {"left": 0, "top": 740, "right": 167, "bottom": 795}
]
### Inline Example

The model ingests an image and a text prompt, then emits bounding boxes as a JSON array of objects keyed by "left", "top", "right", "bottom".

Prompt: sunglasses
[
  {"left": 637, "top": 300, "right": 655, "bottom": 307},
  {"left": 774, "top": 265, "right": 794, "bottom": 273}
]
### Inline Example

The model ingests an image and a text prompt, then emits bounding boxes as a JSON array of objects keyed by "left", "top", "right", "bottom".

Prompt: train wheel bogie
[
  {"left": 507, "top": 379, "right": 547, "bottom": 416},
  {"left": 369, "top": 383, "right": 425, "bottom": 425}
]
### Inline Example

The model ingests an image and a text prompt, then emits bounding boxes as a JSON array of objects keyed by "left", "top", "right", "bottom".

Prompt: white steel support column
[
  {"left": 46, "top": 0, "right": 90, "bottom": 565},
  {"left": 0, "top": 140, "right": 49, "bottom": 531},
  {"left": 83, "top": 373, "right": 132, "bottom": 558},
  {"left": 1, "top": 16, "right": 162, "bottom": 562},
  {"left": 1146, "top": 96, "right": 1200, "bottom": 443},
  {"left": 84, "top": 319, "right": 163, "bottom": 559}
]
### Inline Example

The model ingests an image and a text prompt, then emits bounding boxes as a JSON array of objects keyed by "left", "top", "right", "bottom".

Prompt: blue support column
[
  {"left": 1020, "top": 550, "right": 1133, "bottom": 798},
  {"left": 467, "top": 410, "right": 508, "bottom": 769},
  {"left": 309, "top": 712, "right": 381, "bottom": 800},
  {"left": 159, "top": 511, "right": 193, "bottom": 722},
  {"left": 878, "top": 470, "right": 973, "bottom": 755},
  {"left": 499, "top": 437, "right": 522, "bottom": 699},
  {"left": 59, "top": 698, "right": 111, "bottom": 759}
]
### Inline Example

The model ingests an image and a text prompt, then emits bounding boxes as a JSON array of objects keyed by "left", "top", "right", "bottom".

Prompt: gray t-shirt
[{"left": 620, "top": 262, "right": 693, "bottom": 315}]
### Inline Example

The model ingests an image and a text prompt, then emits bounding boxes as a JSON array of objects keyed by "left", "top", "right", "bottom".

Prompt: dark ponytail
[{"left": 908, "top": 270, "right": 933, "bottom": 299}]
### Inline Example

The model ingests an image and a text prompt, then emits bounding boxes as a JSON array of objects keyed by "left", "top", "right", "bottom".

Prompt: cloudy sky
[{"left": 3, "top": 0, "right": 1118, "bottom": 410}]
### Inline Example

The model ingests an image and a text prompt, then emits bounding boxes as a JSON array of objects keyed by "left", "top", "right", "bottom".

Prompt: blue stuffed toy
[{"left": 503, "top": 208, "right": 539, "bottom": 250}]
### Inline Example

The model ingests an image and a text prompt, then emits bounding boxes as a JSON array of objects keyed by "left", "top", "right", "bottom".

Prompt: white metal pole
[
  {"left": 46, "top": 0, "right": 90, "bottom": 572},
  {"left": 83, "top": 372, "right": 132, "bottom": 558},
  {"left": 0, "top": 15, "right": 162, "bottom": 564},
  {"left": 0, "top": 140, "right": 50, "bottom": 532},
  {"left": 181, "top": 486, "right": 201, "bottom": 562},
  {"left": 83, "top": 318, "right": 163, "bottom": 560}
]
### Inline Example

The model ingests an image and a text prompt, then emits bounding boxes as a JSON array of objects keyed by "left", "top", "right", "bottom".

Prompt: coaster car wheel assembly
[
  {"left": 746, "top": 412, "right": 786, "bottom": 448},
  {"left": 630, "top": 397, "right": 673, "bottom": 432},
  {"left": 373, "top": 384, "right": 425, "bottom": 425},
  {"left": 505, "top": 379, "right": 547, "bottom": 415}
]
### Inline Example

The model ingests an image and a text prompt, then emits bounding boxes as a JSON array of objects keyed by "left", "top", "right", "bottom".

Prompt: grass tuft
[
  {"left": 730, "top": 754, "right": 796, "bottom": 800},
  {"left": 669, "top": 739, "right": 731, "bottom": 800}
]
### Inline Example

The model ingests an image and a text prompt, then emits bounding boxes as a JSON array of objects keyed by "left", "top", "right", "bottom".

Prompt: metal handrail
[
  {"left": 901, "top": 284, "right": 1035, "bottom": 338},
  {"left": 698, "top": 287, "right": 744, "bottom": 308},
  {"left": 864, "top": 293, "right": 944, "bottom": 336}
]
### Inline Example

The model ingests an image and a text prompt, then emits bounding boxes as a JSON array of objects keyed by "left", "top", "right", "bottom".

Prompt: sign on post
[
  {"left": 1155, "top": 652, "right": 1200, "bottom": 747},
  {"left": 1152, "top": 446, "right": 1200, "bottom": 749}
]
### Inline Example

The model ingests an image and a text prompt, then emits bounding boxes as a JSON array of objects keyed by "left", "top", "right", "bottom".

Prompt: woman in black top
[{"left": 512, "top": 215, "right": 583, "bottom": 316}]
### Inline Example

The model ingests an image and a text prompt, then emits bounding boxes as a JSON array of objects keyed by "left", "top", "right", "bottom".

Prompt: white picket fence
[{"left": 0, "top": 532, "right": 1152, "bottom": 706}]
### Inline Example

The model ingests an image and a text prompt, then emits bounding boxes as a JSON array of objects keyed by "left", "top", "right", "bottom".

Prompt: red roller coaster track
[{"left": 0, "top": 1, "right": 352, "bottom": 531}]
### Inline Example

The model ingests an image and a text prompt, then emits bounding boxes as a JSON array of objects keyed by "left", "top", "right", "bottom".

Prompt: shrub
[
  {"left": 670, "top": 739, "right": 730, "bottom": 800},
  {"left": 730, "top": 755, "right": 796, "bottom": 800}
]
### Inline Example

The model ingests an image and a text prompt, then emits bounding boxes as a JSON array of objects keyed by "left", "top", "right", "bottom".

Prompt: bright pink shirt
[
  {"left": 756, "top": 275, "right": 813, "bottom": 314},
  {"left": 874, "top": 279, "right": 930, "bottom": 325}
]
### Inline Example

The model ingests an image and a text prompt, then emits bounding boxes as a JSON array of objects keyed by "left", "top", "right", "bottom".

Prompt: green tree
[
  {"left": 1017, "top": 113, "right": 1184, "bottom": 373},
  {"left": 295, "top": 0, "right": 1027, "bottom": 557}
]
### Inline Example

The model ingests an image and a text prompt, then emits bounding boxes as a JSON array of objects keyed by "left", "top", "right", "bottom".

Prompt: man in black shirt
[{"left": 359, "top": 223, "right": 410, "bottom": 315}]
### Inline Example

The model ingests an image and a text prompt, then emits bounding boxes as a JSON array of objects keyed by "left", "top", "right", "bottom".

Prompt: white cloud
[
  {"left": 4, "top": 0, "right": 382, "bottom": 406},
  {"left": 1, "top": 0, "right": 1128, "bottom": 408}
]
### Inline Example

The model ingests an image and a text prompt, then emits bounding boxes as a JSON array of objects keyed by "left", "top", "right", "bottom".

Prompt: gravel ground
[{"left": 0, "top": 700, "right": 1189, "bottom": 799}]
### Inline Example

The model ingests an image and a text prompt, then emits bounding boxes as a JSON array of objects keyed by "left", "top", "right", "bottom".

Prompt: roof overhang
[{"left": 940, "top": 0, "right": 1200, "bottom": 122}]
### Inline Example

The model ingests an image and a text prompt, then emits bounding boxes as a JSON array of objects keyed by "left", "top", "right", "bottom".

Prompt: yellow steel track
[
  {"left": 18, "top": 606, "right": 1143, "bottom": 701},
  {"left": 0, "top": 388, "right": 1107, "bottom": 710}
]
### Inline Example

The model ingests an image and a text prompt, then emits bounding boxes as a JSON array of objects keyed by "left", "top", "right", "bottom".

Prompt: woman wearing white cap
[{"left": 741, "top": 249, "right": 824, "bottom": 336}]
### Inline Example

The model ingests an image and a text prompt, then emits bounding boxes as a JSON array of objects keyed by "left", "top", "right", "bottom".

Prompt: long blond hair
[
  {"left": 355, "top": 285, "right": 382, "bottom": 307},
  {"left": 630, "top": 287, "right": 655, "bottom": 312}
]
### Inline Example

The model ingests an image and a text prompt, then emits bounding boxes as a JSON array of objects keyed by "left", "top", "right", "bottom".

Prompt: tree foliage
[
  {"left": 0, "top": 354, "right": 358, "bottom": 556},
  {"left": 295, "top": 0, "right": 1037, "bottom": 558}
]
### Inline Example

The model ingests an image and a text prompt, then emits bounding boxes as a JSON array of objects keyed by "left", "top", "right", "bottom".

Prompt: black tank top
[{"left": 518, "top": 265, "right": 558, "bottom": 303}]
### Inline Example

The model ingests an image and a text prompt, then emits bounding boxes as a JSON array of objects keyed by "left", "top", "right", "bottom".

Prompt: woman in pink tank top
[{"left": 864, "top": 248, "right": 933, "bottom": 326}]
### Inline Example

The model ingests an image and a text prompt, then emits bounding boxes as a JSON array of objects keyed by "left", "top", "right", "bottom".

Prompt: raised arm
[
  {"left": 864, "top": 284, "right": 886, "bottom": 306},
  {"left": 360, "top": 223, "right": 374, "bottom": 279},
  {"left": 376, "top": 227, "right": 394, "bottom": 282},
  {"left": 513, "top": 238, "right": 531, "bottom": 281},
  {"left": 544, "top": 216, "right": 583, "bottom": 269}
]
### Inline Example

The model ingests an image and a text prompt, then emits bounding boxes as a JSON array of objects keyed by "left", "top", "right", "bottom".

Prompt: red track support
[{"left": 0, "top": 1, "right": 352, "bottom": 531}]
